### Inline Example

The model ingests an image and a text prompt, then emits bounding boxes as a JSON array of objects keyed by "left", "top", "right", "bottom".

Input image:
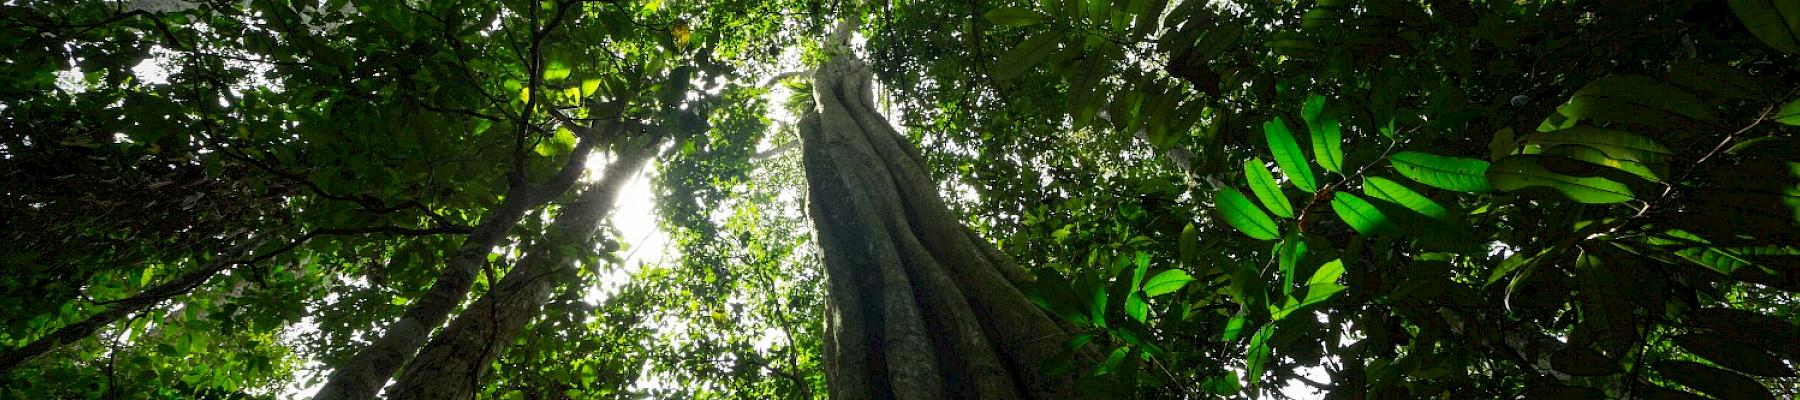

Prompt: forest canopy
[{"left": 2, "top": 0, "right": 1799, "bottom": 399}]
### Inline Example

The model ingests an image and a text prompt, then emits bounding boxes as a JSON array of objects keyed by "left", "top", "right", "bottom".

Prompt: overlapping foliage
[{"left": 2, "top": 0, "right": 1798, "bottom": 399}]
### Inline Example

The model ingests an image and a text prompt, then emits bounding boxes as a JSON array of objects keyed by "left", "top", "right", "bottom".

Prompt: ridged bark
[
  {"left": 384, "top": 142, "right": 655, "bottom": 400},
  {"left": 801, "top": 54, "right": 1093, "bottom": 399},
  {"left": 313, "top": 129, "right": 604, "bottom": 400}
]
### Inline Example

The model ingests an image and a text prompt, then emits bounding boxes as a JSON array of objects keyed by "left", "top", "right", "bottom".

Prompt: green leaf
[
  {"left": 1305, "top": 258, "right": 1345, "bottom": 287},
  {"left": 984, "top": 7, "right": 1049, "bottom": 26},
  {"left": 1487, "top": 247, "right": 1552, "bottom": 287},
  {"left": 1672, "top": 333, "right": 1795, "bottom": 377},
  {"left": 1244, "top": 157, "right": 1295, "bottom": 218},
  {"left": 1221, "top": 314, "right": 1247, "bottom": 340},
  {"left": 1215, "top": 187, "right": 1280, "bottom": 240},
  {"left": 1272, "top": 259, "right": 1346, "bottom": 321},
  {"left": 1125, "top": 292, "right": 1148, "bottom": 322},
  {"left": 1540, "top": 144, "right": 1661, "bottom": 182},
  {"left": 1674, "top": 246, "right": 1762, "bottom": 275},
  {"left": 1362, "top": 176, "right": 1450, "bottom": 221},
  {"left": 1301, "top": 95, "right": 1344, "bottom": 173},
  {"left": 1264, "top": 117, "right": 1317, "bottom": 192},
  {"left": 543, "top": 61, "right": 571, "bottom": 81},
  {"left": 1389, "top": 151, "right": 1493, "bottom": 192},
  {"left": 1525, "top": 127, "right": 1673, "bottom": 163},
  {"left": 1090, "top": 283, "right": 1109, "bottom": 329},
  {"left": 1179, "top": 223, "right": 1199, "bottom": 265},
  {"left": 993, "top": 32, "right": 1062, "bottom": 81},
  {"left": 1656, "top": 360, "right": 1778, "bottom": 400},
  {"left": 1777, "top": 98, "right": 1800, "bottom": 126},
  {"left": 1488, "top": 155, "right": 1635, "bottom": 203},
  {"left": 1728, "top": 0, "right": 1800, "bottom": 54},
  {"left": 580, "top": 78, "right": 602, "bottom": 97},
  {"left": 1142, "top": 269, "right": 1194, "bottom": 297},
  {"left": 1277, "top": 236, "right": 1308, "bottom": 296},
  {"left": 1330, "top": 192, "right": 1394, "bottom": 235},
  {"left": 1244, "top": 325, "right": 1275, "bottom": 388}
]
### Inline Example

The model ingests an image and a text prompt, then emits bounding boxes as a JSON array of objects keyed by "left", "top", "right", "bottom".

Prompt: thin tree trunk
[
  {"left": 801, "top": 54, "right": 1095, "bottom": 399},
  {"left": 312, "top": 127, "right": 605, "bottom": 400},
  {"left": 384, "top": 141, "right": 656, "bottom": 400}
]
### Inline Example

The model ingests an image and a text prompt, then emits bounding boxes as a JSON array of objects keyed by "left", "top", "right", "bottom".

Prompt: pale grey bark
[
  {"left": 801, "top": 54, "right": 1098, "bottom": 399},
  {"left": 383, "top": 141, "right": 656, "bottom": 400},
  {"left": 312, "top": 124, "right": 608, "bottom": 400}
]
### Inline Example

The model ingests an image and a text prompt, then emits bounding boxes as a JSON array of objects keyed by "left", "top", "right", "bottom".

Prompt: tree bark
[
  {"left": 800, "top": 54, "right": 1094, "bottom": 399},
  {"left": 384, "top": 141, "right": 656, "bottom": 400},
  {"left": 312, "top": 127, "right": 605, "bottom": 400},
  {"left": 0, "top": 236, "right": 259, "bottom": 373}
]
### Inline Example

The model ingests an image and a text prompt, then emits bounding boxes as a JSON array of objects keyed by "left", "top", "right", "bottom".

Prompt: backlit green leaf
[
  {"left": 1525, "top": 127, "right": 1673, "bottom": 163},
  {"left": 1265, "top": 117, "right": 1317, "bottom": 192},
  {"left": 1488, "top": 155, "right": 1634, "bottom": 203},
  {"left": 1216, "top": 187, "right": 1280, "bottom": 240},
  {"left": 1244, "top": 157, "right": 1294, "bottom": 218},
  {"left": 1302, "top": 95, "right": 1344, "bottom": 173},
  {"left": 1390, "top": 151, "right": 1493, "bottom": 192},
  {"left": 1330, "top": 192, "right": 1393, "bottom": 235},
  {"left": 1363, "top": 176, "right": 1450, "bottom": 221},
  {"left": 1143, "top": 269, "right": 1194, "bottom": 297},
  {"left": 1777, "top": 98, "right": 1800, "bottom": 126}
]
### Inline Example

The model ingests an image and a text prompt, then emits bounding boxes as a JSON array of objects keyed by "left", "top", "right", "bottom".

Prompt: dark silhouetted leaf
[
  {"left": 1656, "top": 360, "right": 1777, "bottom": 400},
  {"left": 1550, "top": 346, "right": 1621, "bottom": 376},
  {"left": 984, "top": 7, "right": 1048, "bottom": 26},
  {"left": 993, "top": 32, "right": 1062, "bottom": 81},
  {"left": 1673, "top": 333, "right": 1795, "bottom": 377},
  {"left": 1727, "top": 0, "right": 1800, "bottom": 54}
]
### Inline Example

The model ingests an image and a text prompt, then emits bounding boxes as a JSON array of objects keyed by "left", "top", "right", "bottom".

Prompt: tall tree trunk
[
  {"left": 800, "top": 54, "right": 1093, "bottom": 399},
  {"left": 313, "top": 128, "right": 605, "bottom": 400},
  {"left": 385, "top": 141, "right": 656, "bottom": 400}
]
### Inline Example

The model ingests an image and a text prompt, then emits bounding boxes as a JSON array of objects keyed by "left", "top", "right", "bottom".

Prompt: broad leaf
[
  {"left": 993, "top": 32, "right": 1062, "bottom": 81},
  {"left": 1143, "top": 269, "right": 1194, "bottom": 297},
  {"left": 1362, "top": 176, "right": 1450, "bottom": 221},
  {"left": 1245, "top": 157, "right": 1295, "bottom": 218},
  {"left": 1563, "top": 74, "right": 1716, "bottom": 122},
  {"left": 1488, "top": 155, "right": 1635, "bottom": 203},
  {"left": 1525, "top": 127, "right": 1673, "bottom": 163},
  {"left": 1777, "top": 98, "right": 1800, "bottom": 126},
  {"left": 1541, "top": 144, "right": 1661, "bottom": 182},
  {"left": 1330, "top": 192, "right": 1394, "bottom": 235},
  {"left": 1390, "top": 151, "right": 1493, "bottom": 192},
  {"left": 1302, "top": 94, "right": 1344, "bottom": 173},
  {"left": 1264, "top": 117, "right": 1317, "bottom": 192},
  {"left": 1215, "top": 187, "right": 1280, "bottom": 240},
  {"left": 1673, "top": 333, "right": 1795, "bottom": 377},
  {"left": 1728, "top": 0, "right": 1800, "bottom": 54},
  {"left": 984, "top": 7, "right": 1048, "bottom": 26},
  {"left": 1656, "top": 361, "right": 1778, "bottom": 400}
]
